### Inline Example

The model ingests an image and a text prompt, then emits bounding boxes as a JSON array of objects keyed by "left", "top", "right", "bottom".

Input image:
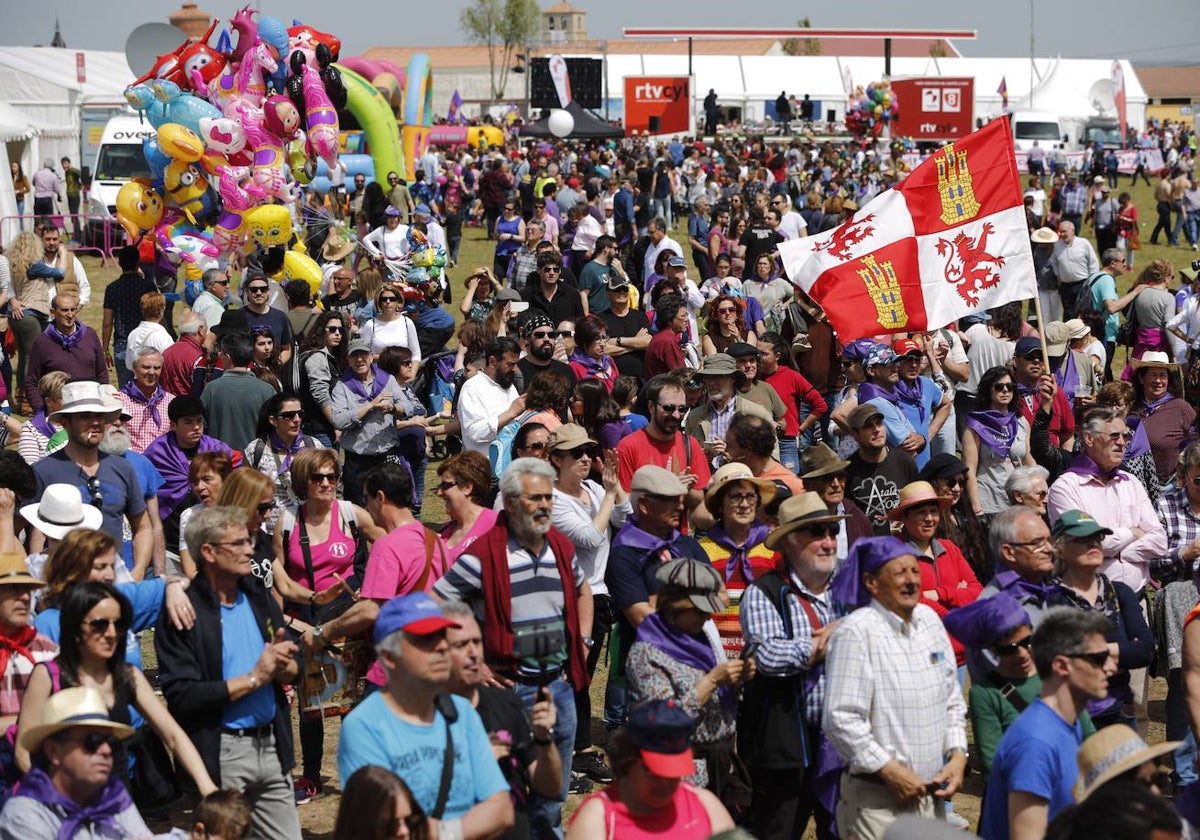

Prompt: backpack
[
  {"left": 489, "top": 409, "right": 537, "bottom": 478},
  {"left": 279, "top": 348, "right": 312, "bottom": 396},
  {"left": 1081, "top": 270, "right": 1108, "bottom": 314}
]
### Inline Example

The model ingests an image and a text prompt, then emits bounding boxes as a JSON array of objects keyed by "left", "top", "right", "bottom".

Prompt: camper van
[
  {"left": 82, "top": 114, "right": 156, "bottom": 245},
  {"left": 1010, "top": 110, "right": 1067, "bottom": 152}
]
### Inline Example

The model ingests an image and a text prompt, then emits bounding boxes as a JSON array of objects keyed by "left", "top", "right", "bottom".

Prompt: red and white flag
[{"left": 779, "top": 116, "right": 1035, "bottom": 340}]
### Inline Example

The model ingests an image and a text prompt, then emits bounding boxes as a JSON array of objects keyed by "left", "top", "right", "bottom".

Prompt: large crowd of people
[{"left": 0, "top": 118, "right": 1197, "bottom": 840}]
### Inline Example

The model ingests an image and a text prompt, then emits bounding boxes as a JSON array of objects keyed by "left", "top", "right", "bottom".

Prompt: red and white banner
[
  {"left": 1112, "top": 60, "right": 1127, "bottom": 147},
  {"left": 779, "top": 117, "right": 1034, "bottom": 340},
  {"left": 624, "top": 76, "right": 692, "bottom": 137},
  {"left": 889, "top": 77, "right": 975, "bottom": 141}
]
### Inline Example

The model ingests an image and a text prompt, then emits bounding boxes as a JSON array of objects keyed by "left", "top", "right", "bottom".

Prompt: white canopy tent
[
  {"left": 0, "top": 101, "right": 40, "bottom": 244},
  {"left": 0, "top": 47, "right": 133, "bottom": 173}
]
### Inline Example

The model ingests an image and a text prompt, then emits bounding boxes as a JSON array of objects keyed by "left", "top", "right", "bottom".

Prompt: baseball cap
[
  {"left": 893, "top": 338, "right": 923, "bottom": 357},
  {"left": 605, "top": 274, "right": 630, "bottom": 292},
  {"left": 374, "top": 593, "right": 461, "bottom": 644},
  {"left": 626, "top": 700, "right": 696, "bottom": 778},
  {"left": 865, "top": 345, "right": 898, "bottom": 368},
  {"left": 1050, "top": 510, "right": 1114, "bottom": 540},
  {"left": 848, "top": 403, "right": 884, "bottom": 430},
  {"left": 346, "top": 338, "right": 372, "bottom": 356},
  {"left": 667, "top": 255, "right": 687, "bottom": 269},
  {"left": 1014, "top": 336, "right": 1043, "bottom": 359}
]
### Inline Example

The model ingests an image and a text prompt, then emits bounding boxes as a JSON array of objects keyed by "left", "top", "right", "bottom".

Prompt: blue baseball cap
[
  {"left": 865, "top": 345, "right": 898, "bottom": 368},
  {"left": 667, "top": 255, "right": 687, "bottom": 269},
  {"left": 1014, "top": 336, "right": 1042, "bottom": 359},
  {"left": 414, "top": 203, "right": 432, "bottom": 216},
  {"left": 373, "top": 593, "right": 460, "bottom": 644},
  {"left": 626, "top": 700, "right": 696, "bottom": 778}
]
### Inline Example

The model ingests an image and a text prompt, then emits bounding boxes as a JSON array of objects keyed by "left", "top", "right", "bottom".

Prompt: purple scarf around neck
[
  {"left": 44, "top": 322, "right": 83, "bottom": 349},
  {"left": 17, "top": 766, "right": 134, "bottom": 840},
  {"left": 120, "top": 379, "right": 166, "bottom": 426},
  {"left": 145, "top": 433, "right": 229, "bottom": 516},
  {"left": 965, "top": 410, "right": 1020, "bottom": 458},
  {"left": 856, "top": 381, "right": 900, "bottom": 409},
  {"left": 268, "top": 430, "right": 306, "bottom": 471},
  {"left": 29, "top": 410, "right": 54, "bottom": 439},
  {"left": 568, "top": 349, "right": 615, "bottom": 382},
  {"left": 1067, "top": 451, "right": 1121, "bottom": 482},
  {"left": 706, "top": 522, "right": 770, "bottom": 583},
  {"left": 635, "top": 612, "right": 733, "bottom": 713},
  {"left": 611, "top": 519, "right": 681, "bottom": 560},
  {"left": 1136, "top": 393, "right": 1175, "bottom": 417},
  {"left": 1124, "top": 416, "right": 1152, "bottom": 460},
  {"left": 339, "top": 365, "right": 390, "bottom": 402},
  {"left": 893, "top": 376, "right": 927, "bottom": 422}
]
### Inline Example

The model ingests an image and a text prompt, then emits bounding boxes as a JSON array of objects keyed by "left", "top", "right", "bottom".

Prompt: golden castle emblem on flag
[
  {"left": 857, "top": 255, "right": 908, "bottom": 329},
  {"left": 935, "top": 143, "right": 981, "bottom": 226}
]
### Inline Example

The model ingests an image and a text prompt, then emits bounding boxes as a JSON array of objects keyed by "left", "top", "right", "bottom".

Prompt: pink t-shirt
[
  {"left": 362, "top": 521, "right": 438, "bottom": 685},
  {"left": 570, "top": 784, "right": 712, "bottom": 840},
  {"left": 439, "top": 507, "right": 498, "bottom": 565},
  {"left": 284, "top": 501, "right": 357, "bottom": 591}
]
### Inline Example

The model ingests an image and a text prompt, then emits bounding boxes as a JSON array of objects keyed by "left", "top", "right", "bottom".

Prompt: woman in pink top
[
  {"left": 569, "top": 700, "right": 733, "bottom": 840},
  {"left": 436, "top": 451, "right": 498, "bottom": 563}
]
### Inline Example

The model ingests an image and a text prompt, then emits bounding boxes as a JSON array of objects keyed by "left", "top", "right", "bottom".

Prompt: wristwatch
[
  {"left": 313, "top": 624, "right": 324, "bottom": 641},
  {"left": 534, "top": 727, "right": 556, "bottom": 746}
]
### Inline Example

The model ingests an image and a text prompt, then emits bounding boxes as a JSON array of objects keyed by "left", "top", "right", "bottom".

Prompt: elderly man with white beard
[{"left": 99, "top": 387, "right": 167, "bottom": 577}]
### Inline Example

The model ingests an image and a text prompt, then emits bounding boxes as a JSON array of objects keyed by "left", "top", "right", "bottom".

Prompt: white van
[
  {"left": 1010, "top": 111, "right": 1066, "bottom": 152},
  {"left": 83, "top": 114, "right": 157, "bottom": 244}
]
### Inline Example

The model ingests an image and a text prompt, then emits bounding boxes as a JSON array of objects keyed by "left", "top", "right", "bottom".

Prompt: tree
[
  {"left": 781, "top": 18, "right": 820, "bottom": 57},
  {"left": 460, "top": 0, "right": 541, "bottom": 102}
]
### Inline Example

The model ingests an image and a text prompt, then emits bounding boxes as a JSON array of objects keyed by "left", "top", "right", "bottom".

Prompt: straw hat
[
  {"left": 886, "top": 481, "right": 954, "bottom": 521},
  {"left": 20, "top": 484, "right": 103, "bottom": 542},
  {"left": 320, "top": 228, "right": 356, "bottom": 262},
  {"left": 764, "top": 492, "right": 846, "bottom": 551},
  {"left": 704, "top": 462, "right": 776, "bottom": 508},
  {"left": 0, "top": 551, "right": 44, "bottom": 587},
  {"left": 19, "top": 686, "right": 136, "bottom": 754},
  {"left": 548, "top": 423, "right": 596, "bottom": 453},
  {"left": 48, "top": 381, "right": 122, "bottom": 424},
  {"left": 1131, "top": 351, "right": 1179, "bottom": 372},
  {"left": 1074, "top": 726, "right": 1180, "bottom": 801}
]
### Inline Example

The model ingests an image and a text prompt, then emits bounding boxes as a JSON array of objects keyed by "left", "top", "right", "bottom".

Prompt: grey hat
[
  {"left": 630, "top": 465, "right": 687, "bottom": 496},
  {"left": 667, "top": 255, "right": 687, "bottom": 269},
  {"left": 655, "top": 559, "right": 724, "bottom": 614},
  {"left": 496, "top": 288, "right": 523, "bottom": 302},
  {"left": 346, "top": 338, "right": 372, "bottom": 356}
]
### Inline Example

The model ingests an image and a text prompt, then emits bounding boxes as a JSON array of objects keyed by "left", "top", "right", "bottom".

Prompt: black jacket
[{"left": 154, "top": 573, "right": 295, "bottom": 785}]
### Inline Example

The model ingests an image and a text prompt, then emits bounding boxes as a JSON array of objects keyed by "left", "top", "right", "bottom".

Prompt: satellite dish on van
[
  {"left": 1087, "top": 79, "right": 1116, "bottom": 117},
  {"left": 125, "top": 22, "right": 190, "bottom": 78}
]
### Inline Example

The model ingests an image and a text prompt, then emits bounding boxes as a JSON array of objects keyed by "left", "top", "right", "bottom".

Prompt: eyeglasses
[
  {"left": 436, "top": 480, "right": 459, "bottom": 493},
  {"left": 1065, "top": 649, "right": 1112, "bottom": 668},
  {"left": 210, "top": 536, "right": 255, "bottom": 549},
  {"left": 563, "top": 445, "right": 598, "bottom": 460},
  {"left": 310, "top": 472, "right": 339, "bottom": 485},
  {"left": 85, "top": 616, "right": 128, "bottom": 634},
  {"left": 716, "top": 307, "right": 737, "bottom": 315},
  {"left": 725, "top": 492, "right": 758, "bottom": 506},
  {"left": 1007, "top": 537, "right": 1053, "bottom": 551},
  {"left": 655, "top": 403, "right": 689, "bottom": 415},
  {"left": 1096, "top": 431, "right": 1134, "bottom": 443},
  {"left": 520, "top": 441, "right": 548, "bottom": 452},
  {"left": 994, "top": 636, "right": 1033, "bottom": 657},
  {"left": 801, "top": 523, "right": 841, "bottom": 539},
  {"left": 256, "top": 501, "right": 275, "bottom": 515},
  {"left": 326, "top": 325, "right": 345, "bottom": 333},
  {"left": 276, "top": 410, "right": 304, "bottom": 421},
  {"left": 86, "top": 475, "right": 103, "bottom": 509},
  {"left": 247, "top": 285, "right": 269, "bottom": 293}
]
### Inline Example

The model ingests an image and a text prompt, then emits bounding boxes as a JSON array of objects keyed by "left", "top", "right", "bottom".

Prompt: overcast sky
[{"left": 7, "top": 0, "right": 1198, "bottom": 64}]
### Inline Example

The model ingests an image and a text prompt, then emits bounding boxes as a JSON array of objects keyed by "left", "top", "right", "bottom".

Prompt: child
[
  {"left": 191, "top": 790, "right": 252, "bottom": 840},
  {"left": 613, "top": 375, "right": 648, "bottom": 433}
]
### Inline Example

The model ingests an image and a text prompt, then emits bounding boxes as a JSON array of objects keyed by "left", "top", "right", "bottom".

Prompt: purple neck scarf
[
  {"left": 1067, "top": 452, "right": 1122, "bottom": 482},
  {"left": 120, "top": 379, "right": 167, "bottom": 426},
  {"left": 1136, "top": 393, "right": 1175, "bottom": 417},
  {"left": 706, "top": 523, "right": 770, "bottom": 583},
  {"left": 268, "top": 430, "right": 306, "bottom": 472},
  {"left": 965, "top": 410, "right": 1020, "bottom": 458},
  {"left": 856, "top": 381, "right": 900, "bottom": 409},
  {"left": 994, "top": 568, "right": 1056, "bottom": 607},
  {"left": 339, "top": 365, "right": 390, "bottom": 402},
  {"left": 1124, "top": 416, "right": 1152, "bottom": 460},
  {"left": 611, "top": 519, "right": 681, "bottom": 561},
  {"left": 145, "top": 433, "right": 229, "bottom": 516},
  {"left": 894, "top": 377, "right": 927, "bottom": 422},
  {"left": 29, "top": 410, "right": 54, "bottom": 439},
  {"left": 44, "top": 322, "right": 83, "bottom": 349},
  {"left": 1054, "top": 353, "right": 1080, "bottom": 408},
  {"left": 17, "top": 766, "right": 134, "bottom": 840},
  {"left": 568, "top": 349, "right": 615, "bottom": 381},
  {"left": 635, "top": 612, "right": 732, "bottom": 713}
]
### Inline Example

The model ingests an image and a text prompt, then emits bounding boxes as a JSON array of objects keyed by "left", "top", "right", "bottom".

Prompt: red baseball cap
[{"left": 893, "top": 338, "right": 923, "bottom": 357}]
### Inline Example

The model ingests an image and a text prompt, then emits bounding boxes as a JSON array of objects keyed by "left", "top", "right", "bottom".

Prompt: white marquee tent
[{"left": 0, "top": 101, "right": 40, "bottom": 243}]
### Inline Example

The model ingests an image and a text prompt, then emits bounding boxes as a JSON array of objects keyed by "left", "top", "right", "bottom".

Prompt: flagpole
[{"left": 1031, "top": 292, "right": 1050, "bottom": 368}]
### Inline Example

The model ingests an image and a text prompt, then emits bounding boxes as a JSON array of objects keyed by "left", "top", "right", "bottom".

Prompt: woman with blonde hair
[
  {"left": 177, "top": 451, "right": 234, "bottom": 577},
  {"left": 352, "top": 265, "right": 385, "bottom": 324},
  {"left": 18, "top": 370, "right": 69, "bottom": 464}
]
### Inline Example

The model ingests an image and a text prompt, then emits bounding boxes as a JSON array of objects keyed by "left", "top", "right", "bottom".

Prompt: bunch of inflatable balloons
[
  {"left": 116, "top": 5, "right": 347, "bottom": 296},
  {"left": 845, "top": 81, "right": 899, "bottom": 138}
]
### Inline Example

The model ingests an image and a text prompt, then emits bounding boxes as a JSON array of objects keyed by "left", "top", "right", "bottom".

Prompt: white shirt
[
  {"left": 362, "top": 223, "right": 411, "bottom": 260},
  {"left": 571, "top": 214, "right": 604, "bottom": 255},
  {"left": 457, "top": 372, "right": 519, "bottom": 455},
  {"left": 777, "top": 210, "right": 808, "bottom": 240},
  {"left": 125, "top": 321, "right": 174, "bottom": 370},
  {"left": 551, "top": 482, "right": 632, "bottom": 594},
  {"left": 359, "top": 315, "right": 421, "bottom": 361},
  {"left": 1052, "top": 237, "right": 1100, "bottom": 285},
  {"left": 1024, "top": 187, "right": 1047, "bottom": 218},
  {"left": 824, "top": 600, "right": 967, "bottom": 779}
]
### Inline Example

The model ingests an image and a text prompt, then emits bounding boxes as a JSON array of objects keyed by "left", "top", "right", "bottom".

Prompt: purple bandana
[
  {"left": 120, "top": 379, "right": 167, "bottom": 426},
  {"left": 635, "top": 612, "right": 732, "bottom": 713},
  {"left": 568, "top": 348, "right": 615, "bottom": 382},
  {"left": 1053, "top": 351, "right": 1081, "bottom": 409},
  {"left": 706, "top": 523, "right": 770, "bottom": 583},
  {"left": 268, "top": 430, "right": 307, "bottom": 472},
  {"left": 29, "top": 410, "right": 54, "bottom": 439},
  {"left": 1067, "top": 452, "right": 1122, "bottom": 482},
  {"left": 339, "top": 365, "right": 390, "bottom": 402},
  {"left": 17, "top": 766, "right": 134, "bottom": 840},
  {"left": 965, "top": 410, "right": 1020, "bottom": 459},
  {"left": 44, "top": 322, "right": 83, "bottom": 349},
  {"left": 855, "top": 382, "right": 900, "bottom": 409},
  {"left": 894, "top": 377, "right": 928, "bottom": 422}
]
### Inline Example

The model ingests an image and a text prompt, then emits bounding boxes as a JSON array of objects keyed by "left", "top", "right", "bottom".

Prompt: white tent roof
[
  {"left": 0, "top": 48, "right": 133, "bottom": 136},
  {"left": 0, "top": 101, "right": 38, "bottom": 143}
]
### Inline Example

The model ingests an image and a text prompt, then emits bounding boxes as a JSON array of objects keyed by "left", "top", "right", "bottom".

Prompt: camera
[{"left": 1192, "top": 259, "right": 1200, "bottom": 273}]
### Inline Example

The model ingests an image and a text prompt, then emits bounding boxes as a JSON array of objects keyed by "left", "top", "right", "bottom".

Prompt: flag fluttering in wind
[
  {"left": 778, "top": 117, "right": 1034, "bottom": 340},
  {"left": 448, "top": 89, "right": 463, "bottom": 124},
  {"left": 997, "top": 76, "right": 1008, "bottom": 110}
]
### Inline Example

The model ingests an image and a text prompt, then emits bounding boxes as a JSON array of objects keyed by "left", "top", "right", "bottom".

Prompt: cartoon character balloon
[{"left": 115, "top": 178, "right": 166, "bottom": 240}]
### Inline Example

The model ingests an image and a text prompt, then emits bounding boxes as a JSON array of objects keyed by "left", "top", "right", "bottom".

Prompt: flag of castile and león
[{"left": 779, "top": 116, "right": 1035, "bottom": 340}]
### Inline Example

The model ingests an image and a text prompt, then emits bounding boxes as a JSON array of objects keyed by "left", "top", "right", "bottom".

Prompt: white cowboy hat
[
  {"left": 49, "top": 381, "right": 123, "bottom": 424},
  {"left": 1131, "top": 351, "right": 1180, "bottom": 372},
  {"left": 21, "top": 483, "right": 103, "bottom": 541},
  {"left": 19, "top": 686, "right": 135, "bottom": 755}
]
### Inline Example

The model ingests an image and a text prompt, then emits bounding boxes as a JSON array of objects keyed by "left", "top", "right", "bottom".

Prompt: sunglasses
[
  {"left": 60, "top": 731, "right": 122, "bottom": 754},
  {"left": 250, "top": 325, "right": 273, "bottom": 337},
  {"left": 1065, "top": 649, "right": 1111, "bottom": 668},
  {"left": 993, "top": 382, "right": 1015, "bottom": 392},
  {"left": 436, "top": 480, "right": 459, "bottom": 493},
  {"left": 379, "top": 296, "right": 399, "bottom": 303},
  {"left": 520, "top": 441, "right": 548, "bottom": 452},
  {"left": 326, "top": 325, "right": 345, "bottom": 333},
  {"left": 994, "top": 636, "right": 1033, "bottom": 657},
  {"left": 86, "top": 475, "right": 103, "bottom": 509},
  {"left": 655, "top": 403, "right": 689, "bottom": 415},
  {"left": 1098, "top": 431, "right": 1134, "bottom": 443},
  {"left": 310, "top": 472, "right": 339, "bottom": 485},
  {"left": 276, "top": 409, "right": 304, "bottom": 420},
  {"left": 941, "top": 476, "right": 967, "bottom": 489},
  {"left": 801, "top": 523, "right": 841, "bottom": 539},
  {"left": 85, "top": 616, "right": 129, "bottom": 634},
  {"left": 247, "top": 285, "right": 269, "bottom": 293},
  {"left": 717, "top": 307, "right": 737, "bottom": 314},
  {"left": 563, "top": 445, "right": 598, "bottom": 460},
  {"left": 256, "top": 501, "right": 275, "bottom": 515},
  {"left": 541, "top": 266, "right": 562, "bottom": 274}
]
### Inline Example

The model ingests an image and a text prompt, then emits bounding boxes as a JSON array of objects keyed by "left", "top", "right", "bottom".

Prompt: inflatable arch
[{"left": 335, "top": 54, "right": 433, "bottom": 183}]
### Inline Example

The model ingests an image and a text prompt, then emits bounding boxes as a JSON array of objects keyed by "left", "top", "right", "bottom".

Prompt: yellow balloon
[
  {"left": 115, "top": 178, "right": 165, "bottom": 241},
  {"left": 243, "top": 204, "right": 293, "bottom": 248}
]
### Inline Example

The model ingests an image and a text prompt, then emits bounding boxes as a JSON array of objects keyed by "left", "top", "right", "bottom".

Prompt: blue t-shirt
[
  {"left": 220, "top": 592, "right": 275, "bottom": 728},
  {"left": 338, "top": 692, "right": 508, "bottom": 820},
  {"left": 1090, "top": 273, "right": 1119, "bottom": 342},
  {"left": 33, "top": 451, "right": 146, "bottom": 550},
  {"left": 895, "top": 377, "right": 943, "bottom": 470},
  {"left": 979, "top": 698, "right": 1084, "bottom": 840},
  {"left": 867, "top": 396, "right": 918, "bottom": 453}
]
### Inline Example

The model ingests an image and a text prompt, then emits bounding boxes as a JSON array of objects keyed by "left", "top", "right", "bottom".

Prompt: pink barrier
[{"left": 2, "top": 214, "right": 122, "bottom": 265}]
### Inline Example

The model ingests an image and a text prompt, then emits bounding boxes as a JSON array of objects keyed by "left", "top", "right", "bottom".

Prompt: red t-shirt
[
  {"left": 763, "top": 366, "right": 828, "bottom": 436},
  {"left": 644, "top": 329, "right": 685, "bottom": 380},
  {"left": 616, "top": 428, "right": 712, "bottom": 492},
  {"left": 1017, "top": 387, "right": 1075, "bottom": 448}
]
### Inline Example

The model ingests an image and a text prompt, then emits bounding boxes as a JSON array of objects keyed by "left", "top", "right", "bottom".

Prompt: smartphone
[{"left": 741, "top": 641, "right": 761, "bottom": 660}]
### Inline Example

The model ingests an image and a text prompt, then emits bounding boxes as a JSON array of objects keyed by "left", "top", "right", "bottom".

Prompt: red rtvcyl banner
[
  {"left": 890, "top": 77, "right": 975, "bottom": 141},
  {"left": 624, "top": 76, "right": 692, "bottom": 137}
]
